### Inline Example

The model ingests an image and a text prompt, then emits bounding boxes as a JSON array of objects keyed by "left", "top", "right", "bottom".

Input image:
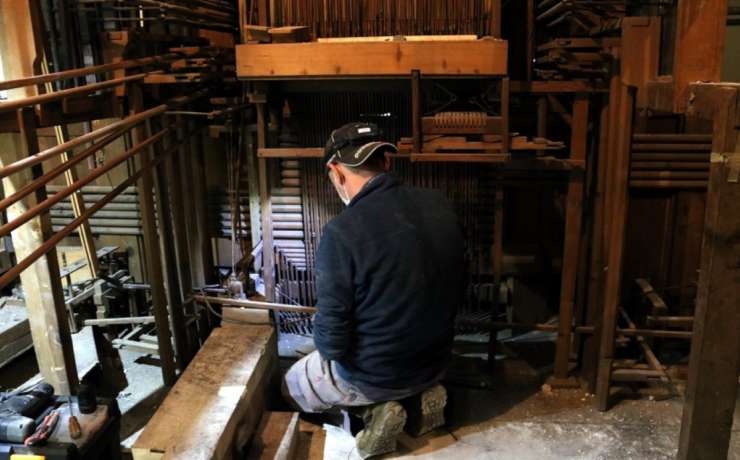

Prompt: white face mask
[{"left": 329, "top": 169, "right": 351, "bottom": 206}]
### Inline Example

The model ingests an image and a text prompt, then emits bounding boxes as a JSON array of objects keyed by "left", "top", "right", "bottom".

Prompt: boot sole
[
  {"left": 407, "top": 385, "right": 447, "bottom": 437},
  {"left": 356, "top": 402, "right": 407, "bottom": 459}
]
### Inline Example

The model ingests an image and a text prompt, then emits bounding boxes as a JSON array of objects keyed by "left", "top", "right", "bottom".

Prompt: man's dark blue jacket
[{"left": 313, "top": 172, "right": 465, "bottom": 390}]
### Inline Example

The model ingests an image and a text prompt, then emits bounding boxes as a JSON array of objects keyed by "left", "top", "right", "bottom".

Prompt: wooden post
[
  {"left": 130, "top": 84, "right": 177, "bottom": 386},
  {"left": 256, "top": 102, "right": 275, "bottom": 301},
  {"left": 677, "top": 84, "right": 740, "bottom": 460},
  {"left": 0, "top": 2, "right": 78, "bottom": 394},
  {"left": 176, "top": 117, "right": 204, "bottom": 286},
  {"left": 152, "top": 121, "right": 193, "bottom": 369},
  {"left": 193, "top": 129, "right": 216, "bottom": 284},
  {"left": 580, "top": 94, "right": 610, "bottom": 392},
  {"left": 536, "top": 97, "right": 547, "bottom": 156},
  {"left": 7, "top": 108, "right": 79, "bottom": 394},
  {"left": 501, "top": 77, "right": 510, "bottom": 153},
  {"left": 411, "top": 70, "right": 422, "bottom": 153},
  {"left": 553, "top": 94, "right": 589, "bottom": 382},
  {"left": 595, "top": 84, "right": 634, "bottom": 411},
  {"left": 487, "top": 186, "right": 504, "bottom": 366},
  {"left": 246, "top": 133, "right": 262, "bottom": 249}
]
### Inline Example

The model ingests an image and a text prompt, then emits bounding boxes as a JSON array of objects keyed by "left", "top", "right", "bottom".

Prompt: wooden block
[
  {"left": 245, "top": 25, "right": 271, "bottom": 43},
  {"left": 246, "top": 412, "right": 300, "bottom": 460},
  {"left": 132, "top": 325, "right": 276, "bottom": 460},
  {"left": 236, "top": 38, "right": 508, "bottom": 78},
  {"left": 269, "top": 26, "right": 310, "bottom": 44},
  {"left": 222, "top": 306, "right": 271, "bottom": 325}
]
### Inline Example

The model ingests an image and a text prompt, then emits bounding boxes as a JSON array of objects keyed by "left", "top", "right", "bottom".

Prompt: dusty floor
[
  {"left": 3, "top": 329, "right": 738, "bottom": 459},
  {"left": 314, "top": 384, "right": 740, "bottom": 460}
]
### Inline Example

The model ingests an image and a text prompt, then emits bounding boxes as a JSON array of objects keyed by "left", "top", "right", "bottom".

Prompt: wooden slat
[
  {"left": 133, "top": 325, "right": 276, "bottom": 460},
  {"left": 236, "top": 39, "right": 508, "bottom": 78}
]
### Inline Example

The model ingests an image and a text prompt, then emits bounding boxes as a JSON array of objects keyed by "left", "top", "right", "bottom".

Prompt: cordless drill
[{"left": 0, "top": 383, "right": 54, "bottom": 443}]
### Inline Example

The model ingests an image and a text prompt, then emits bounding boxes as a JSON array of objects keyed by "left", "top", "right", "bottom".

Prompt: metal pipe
[
  {"left": 0, "top": 74, "right": 146, "bottom": 113},
  {"left": 0, "top": 104, "right": 166, "bottom": 179},
  {"left": 193, "top": 294, "right": 317, "bottom": 314},
  {"left": 0, "top": 137, "right": 184, "bottom": 290},
  {"left": 0, "top": 127, "right": 129, "bottom": 211},
  {"left": 0, "top": 129, "right": 168, "bottom": 238},
  {"left": 0, "top": 54, "right": 179, "bottom": 91}
]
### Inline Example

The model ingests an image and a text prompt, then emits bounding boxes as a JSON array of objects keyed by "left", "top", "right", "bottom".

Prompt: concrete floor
[
  {"left": 318, "top": 385, "right": 740, "bottom": 460},
  {"left": 3, "top": 328, "right": 738, "bottom": 459}
]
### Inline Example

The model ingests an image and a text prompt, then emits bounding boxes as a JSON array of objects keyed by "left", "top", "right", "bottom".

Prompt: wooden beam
[
  {"left": 580, "top": 94, "right": 610, "bottom": 392},
  {"left": 677, "top": 84, "right": 740, "bottom": 460},
  {"left": 595, "top": 84, "right": 635, "bottom": 411},
  {"left": 510, "top": 80, "right": 609, "bottom": 93},
  {"left": 0, "top": 2, "right": 78, "bottom": 393},
  {"left": 132, "top": 325, "right": 276, "bottom": 460},
  {"left": 257, "top": 103, "right": 275, "bottom": 301},
  {"left": 130, "top": 84, "right": 177, "bottom": 387},
  {"left": 673, "top": 0, "right": 729, "bottom": 113},
  {"left": 152, "top": 123, "right": 194, "bottom": 370},
  {"left": 236, "top": 39, "right": 508, "bottom": 78},
  {"left": 193, "top": 129, "right": 216, "bottom": 284},
  {"left": 411, "top": 70, "right": 422, "bottom": 153},
  {"left": 552, "top": 94, "right": 588, "bottom": 383}
]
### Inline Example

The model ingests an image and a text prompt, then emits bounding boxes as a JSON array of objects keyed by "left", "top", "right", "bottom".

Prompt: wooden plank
[
  {"left": 153, "top": 125, "right": 193, "bottom": 370},
  {"left": 257, "top": 103, "right": 275, "bottom": 302},
  {"left": 130, "top": 84, "right": 177, "bottom": 387},
  {"left": 677, "top": 84, "right": 740, "bottom": 460},
  {"left": 595, "top": 84, "right": 634, "bottom": 411},
  {"left": 510, "top": 80, "right": 609, "bottom": 93},
  {"left": 132, "top": 325, "right": 276, "bottom": 460},
  {"left": 316, "top": 35, "right": 479, "bottom": 43},
  {"left": 193, "top": 130, "right": 217, "bottom": 284},
  {"left": 236, "top": 39, "right": 508, "bottom": 78},
  {"left": 553, "top": 94, "right": 588, "bottom": 381},
  {"left": 580, "top": 94, "right": 610, "bottom": 392},
  {"left": 274, "top": 413, "right": 300, "bottom": 460},
  {"left": 673, "top": 0, "right": 728, "bottom": 112}
]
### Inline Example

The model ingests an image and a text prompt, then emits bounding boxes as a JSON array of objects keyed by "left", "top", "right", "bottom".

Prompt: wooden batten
[{"left": 236, "top": 38, "right": 508, "bottom": 78}]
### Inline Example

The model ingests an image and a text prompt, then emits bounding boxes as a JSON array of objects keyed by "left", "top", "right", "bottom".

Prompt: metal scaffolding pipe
[
  {"left": 0, "top": 135, "right": 187, "bottom": 290},
  {"left": 0, "top": 74, "right": 146, "bottom": 113},
  {"left": 0, "top": 129, "right": 168, "bottom": 238},
  {"left": 0, "top": 54, "right": 179, "bottom": 91},
  {"left": 0, "top": 127, "right": 129, "bottom": 211},
  {"left": 0, "top": 104, "right": 166, "bottom": 179}
]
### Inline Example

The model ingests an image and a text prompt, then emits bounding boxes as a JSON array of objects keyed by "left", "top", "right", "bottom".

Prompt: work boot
[
  {"left": 403, "top": 384, "right": 447, "bottom": 437},
  {"left": 355, "top": 401, "right": 407, "bottom": 459}
]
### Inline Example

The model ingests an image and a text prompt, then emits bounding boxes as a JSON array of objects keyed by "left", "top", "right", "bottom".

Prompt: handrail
[
  {"left": 0, "top": 104, "right": 167, "bottom": 179},
  {"left": 0, "top": 54, "right": 179, "bottom": 91},
  {"left": 0, "top": 74, "right": 146, "bottom": 113},
  {"left": 0, "top": 129, "right": 168, "bottom": 238}
]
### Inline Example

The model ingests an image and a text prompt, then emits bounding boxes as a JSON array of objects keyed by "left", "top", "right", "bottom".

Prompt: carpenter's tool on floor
[
  {"left": 0, "top": 384, "right": 54, "bottom": 443},
  {"left": 24, "top": 409, "right": 59, "bottom": 446}
]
